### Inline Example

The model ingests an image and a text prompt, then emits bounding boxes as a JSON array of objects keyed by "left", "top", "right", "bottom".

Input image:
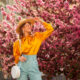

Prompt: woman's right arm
[
  {"left": 13, "top": 41, "right": 20, "bottom": 64},
  {"left": 13, "top": 40, "right": 27, "bottom": 64}
]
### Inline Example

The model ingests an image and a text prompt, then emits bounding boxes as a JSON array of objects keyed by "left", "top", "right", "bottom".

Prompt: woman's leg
[
  {"left": 28, "top": 62, "right": 42, "bottom": 80},
  {"left": 17, "top": 71, "right": 28, "bottom": 80},
  {"left": 29, "top": 72, "right": 42, "bottom": 80},
  {"left": 28, "top": 55, "right": 42, "bottom": 80}
]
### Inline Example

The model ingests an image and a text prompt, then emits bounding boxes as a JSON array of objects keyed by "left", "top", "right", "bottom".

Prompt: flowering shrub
[
  {"left": 38, "top": 26, "right": 80, "bottom": 79},
  {"left": 0, "top": 0, "right": 80, "bottom": 79},
  {"left": 0, "top": 20, "right": 17, "bottom": 78}
]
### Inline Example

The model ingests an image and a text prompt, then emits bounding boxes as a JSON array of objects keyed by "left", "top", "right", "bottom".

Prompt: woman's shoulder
[
  {"left": 35, "top": 32, "right": 41, "bottom": 36},
  {"left": 13, "top": 39, "right": 19, "bottom": 45}
]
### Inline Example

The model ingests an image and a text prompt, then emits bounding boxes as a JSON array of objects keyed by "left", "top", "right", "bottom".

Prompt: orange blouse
[{"left": 13, "top": 22, "right": 54, "bottom": 64}]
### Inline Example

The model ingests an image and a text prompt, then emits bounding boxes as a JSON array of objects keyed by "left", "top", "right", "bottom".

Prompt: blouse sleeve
[
  {"left": 36, "top": 22, "right": 54, "bottom": 41},
  {"left": 13, "top": 40, "right": 20, "bottom": 64}
]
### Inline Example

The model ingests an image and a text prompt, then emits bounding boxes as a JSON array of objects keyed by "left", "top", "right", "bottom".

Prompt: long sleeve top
[{"left": 13, "top": 22, "right": 54, "bottom": 64}]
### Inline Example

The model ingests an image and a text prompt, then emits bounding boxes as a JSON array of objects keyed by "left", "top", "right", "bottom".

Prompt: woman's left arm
[
  {"left": 40, "top": 21, "right": 54, "bottom": 41},
  {"left": 35, "top": 18, "right": 54, "bottom": 41}
]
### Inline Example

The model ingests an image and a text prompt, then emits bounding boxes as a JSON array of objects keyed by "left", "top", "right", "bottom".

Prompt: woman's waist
[
  {"left": 21, "top": 53, "right": 37, "bottom": 60},
  {"left": 22, "top": 52, "right": 37, "bottom": 55}
]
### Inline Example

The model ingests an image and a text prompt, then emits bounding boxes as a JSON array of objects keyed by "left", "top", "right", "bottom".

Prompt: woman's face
[{"left": 22, "top": 23, "right": 32, "bottom": 35}]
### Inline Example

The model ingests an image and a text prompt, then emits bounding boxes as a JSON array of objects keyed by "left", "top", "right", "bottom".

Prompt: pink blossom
[
  {"left": 55, "top": 19, "right": 63, "bottom": 26},
  {"left": 1, "top": 11, "right": 7, "bottom": 16},
  {"left": 18, "top": 16, "right": 22, "bottom": 20},
  {"left": 1, "top": 7, "right": 5, "bottom": 11},
  {"left": 2, "top": 20, "right": 7, "bottom": 25},
  {"left": 19, "top": 0, "right": 26, "bottom": 3},
  {"left": 6, "top": 15, "right": 10, "bottom": 21},
  {"left": 73, "top": 18, "right": 79, "bottom": 24},
  {"left": 52, "top": 14, "right": 55, "bottom": 19},
  {"left": 54, "top": 1, "right": 60, "bottom": 7},
  {"left": 64, "top": 1, "right": 69, "bottom": 9},
  {"left": 20, "top": 2, "right": 26, "bottom": 7},
  {"left": 49, "top": 3, "right": 54, "bottom": 8},
  {"left": 6, "top": 5, "right": 13, "bottom": 10},
  {"left": 37, "top": 0, "right": 45, "bottom": 6},
  {"left": 14, "top": 0, "right": 18, "bottom": 4},
  {"left": 6, "top": 24, "right": 11, "bottom": 29},
  {"left": 11, "top": 6, "right": 18, "bottom": 12}
]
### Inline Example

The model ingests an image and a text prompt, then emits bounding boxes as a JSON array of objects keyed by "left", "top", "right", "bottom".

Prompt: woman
[{"left": 13, "top": 17, "right": 54, "bottom": 80}]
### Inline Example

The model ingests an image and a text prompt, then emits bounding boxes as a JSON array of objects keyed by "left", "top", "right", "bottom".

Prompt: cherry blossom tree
[{"left": 0, "top": 0, "right": 80, "bottom": 79}]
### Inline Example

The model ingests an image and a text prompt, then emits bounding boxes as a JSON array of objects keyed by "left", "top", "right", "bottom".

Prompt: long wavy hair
[{"left": 18, "top": 22, "right": 33, "bottom": 39}]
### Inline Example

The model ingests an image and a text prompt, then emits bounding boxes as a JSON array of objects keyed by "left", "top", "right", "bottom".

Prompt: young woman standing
[{"left": 13, "top": 17, "right": 54, "bottom": 80}]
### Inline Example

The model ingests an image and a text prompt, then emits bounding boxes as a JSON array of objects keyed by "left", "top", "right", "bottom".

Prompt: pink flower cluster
[{"left": 0, "top": 0, "right": 80, "bottom": 79}]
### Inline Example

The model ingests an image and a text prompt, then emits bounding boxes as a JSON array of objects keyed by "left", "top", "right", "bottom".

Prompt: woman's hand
[
  {"left": 19, "top": 56, "right": 27, "bottom": 62},
  {"left": 34, "top": 17, "right": 44, "bottom": 23}
]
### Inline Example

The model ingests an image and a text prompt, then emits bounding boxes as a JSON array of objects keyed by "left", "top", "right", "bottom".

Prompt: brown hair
[{"left": 19, "top": 22, "right": 33, "bottom": 39}]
